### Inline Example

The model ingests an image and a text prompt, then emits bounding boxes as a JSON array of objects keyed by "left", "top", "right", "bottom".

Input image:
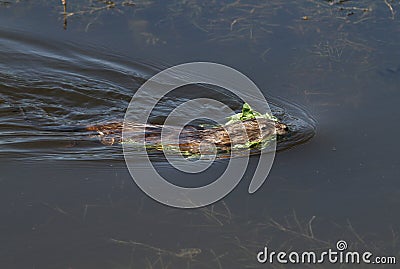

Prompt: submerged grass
[
  {"left": 2, "top": 0, "right": 399, "bottom": 69},
  {"left": 103, "top": 202, "right": 399, "bottom": 269},
  {"left": 37, "top": 191, "right": 400, "bottom": 268},
  {"left": 4, "top": 1, "right": 400, "bottom": 43}
]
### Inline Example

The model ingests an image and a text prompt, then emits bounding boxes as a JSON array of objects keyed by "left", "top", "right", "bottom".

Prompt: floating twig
[
  {"left": 61, "top": 0, "right": 67, "bottom": 29},
  {"left": 383, "top": 0, "right": 395, "bottom": 19}
]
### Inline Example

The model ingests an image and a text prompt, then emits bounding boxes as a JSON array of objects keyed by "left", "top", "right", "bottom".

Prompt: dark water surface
[{"left": 1, "top": 1, "right": 400, "bottom": 268}]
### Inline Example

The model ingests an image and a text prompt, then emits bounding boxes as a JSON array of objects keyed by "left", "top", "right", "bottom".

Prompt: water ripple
[{"left": 0, "top": 28, "right": 315, "bottom": 161}]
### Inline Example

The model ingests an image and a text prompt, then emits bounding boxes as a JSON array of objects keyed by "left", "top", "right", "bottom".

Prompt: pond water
[{"left": 0, "top": 1, "right": 399, "bottom": 268}]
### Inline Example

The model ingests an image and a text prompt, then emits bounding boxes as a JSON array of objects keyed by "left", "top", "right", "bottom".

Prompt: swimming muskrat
[
  {"left": 37, "top": 103, "right": 288, "bottom": 156},
  {"left": 88, "top": 118, "right": 288, "bottom": 147},
  {"left": 26, "top": 102, "right": 288, "bottom": 157},
  {"left": 85, "top": 117, "right": 288, "bottom": 155}
]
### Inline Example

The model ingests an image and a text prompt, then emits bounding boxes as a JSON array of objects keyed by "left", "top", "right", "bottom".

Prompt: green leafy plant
[{"left": 225, "top": 103, "right": 277, "bottom": 125}]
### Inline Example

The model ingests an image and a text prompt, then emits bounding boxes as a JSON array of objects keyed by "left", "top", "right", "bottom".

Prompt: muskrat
[
  {"left": 35, "top": 103, "right": 289, "bottom": 155},
  {"left": 85, "top": 117, "right": 288, "bottom": 155}
]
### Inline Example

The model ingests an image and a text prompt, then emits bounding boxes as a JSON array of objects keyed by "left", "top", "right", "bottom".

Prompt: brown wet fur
[{"left": 85, "top": 118, "right": 288, "bottom": 154}]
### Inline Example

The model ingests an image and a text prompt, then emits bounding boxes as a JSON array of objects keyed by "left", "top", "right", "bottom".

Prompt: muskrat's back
[{"left": 84, "top": 118, "right": 288, "bottom": 154}]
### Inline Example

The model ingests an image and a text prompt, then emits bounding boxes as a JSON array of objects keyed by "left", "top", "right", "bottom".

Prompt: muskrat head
[
  {"left": 232, "top": 118, "right": 280, "bottom": 143},
  {"left": 203, "top": 118, "right": 288, "bottom": 150}
]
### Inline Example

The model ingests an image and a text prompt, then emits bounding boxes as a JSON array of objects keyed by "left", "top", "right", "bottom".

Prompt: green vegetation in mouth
[{"left": 225, "top": 102, "right": 277, "bottom": 125}]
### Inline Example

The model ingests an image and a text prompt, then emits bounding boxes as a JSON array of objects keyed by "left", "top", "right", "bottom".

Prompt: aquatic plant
[{"left": 225, "top": 102, "right": 277, "bottom": 125}]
